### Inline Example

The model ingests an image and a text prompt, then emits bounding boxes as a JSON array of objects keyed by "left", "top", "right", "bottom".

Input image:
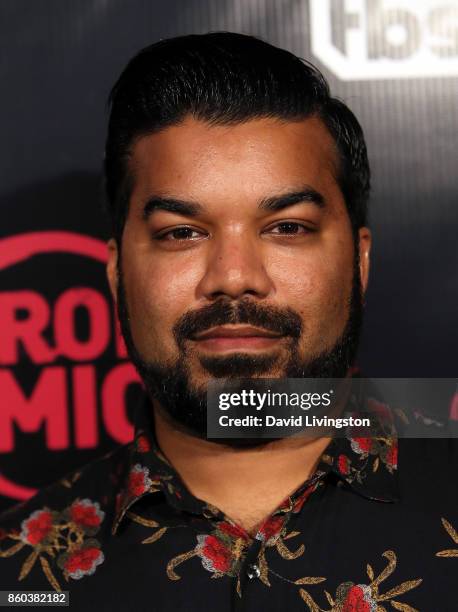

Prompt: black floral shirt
[{"left": 1, "top": 392, "right": 457, "bottom": 611}]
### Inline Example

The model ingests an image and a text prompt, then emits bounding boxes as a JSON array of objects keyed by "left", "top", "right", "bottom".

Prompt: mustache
[{"left": 172, "top": 297, "right": 302, "bottom": 347}]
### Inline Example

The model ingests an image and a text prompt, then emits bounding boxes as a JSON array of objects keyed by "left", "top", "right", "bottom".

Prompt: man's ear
[
  {"left": 358, "top": 227, "right": 371, "bottom": 295},
  {"left": 106, "top": 238, "right": 118, "bottom": 305}
]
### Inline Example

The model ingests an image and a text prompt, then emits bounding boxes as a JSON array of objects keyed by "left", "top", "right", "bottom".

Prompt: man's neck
[{"left": 153, "top": 406, "right": 332, "bottom": 535}]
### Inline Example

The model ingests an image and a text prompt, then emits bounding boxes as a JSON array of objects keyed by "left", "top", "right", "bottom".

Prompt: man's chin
[
  {"left": 195, "top": 350, "right": 284, "bottom": 378},
  {"left": 155, "top": 400, "right": 281, "bottom": 448}
]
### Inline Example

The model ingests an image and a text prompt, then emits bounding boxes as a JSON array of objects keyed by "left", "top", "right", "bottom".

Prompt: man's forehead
[
  {"left": 127, "top": 115, "right": 341, "bottom": 210},
  {"left": 130, "top": 115, "right": 338, "bottom": 166}
]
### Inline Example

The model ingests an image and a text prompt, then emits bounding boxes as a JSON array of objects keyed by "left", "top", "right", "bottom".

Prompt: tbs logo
[{"left": 310, "top": 0, "right": 458, "bottom": 80}]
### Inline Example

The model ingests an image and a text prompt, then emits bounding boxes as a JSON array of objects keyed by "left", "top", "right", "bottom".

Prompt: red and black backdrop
[{"left": 1, "top": 0, "right": 457, "bottom": 512}]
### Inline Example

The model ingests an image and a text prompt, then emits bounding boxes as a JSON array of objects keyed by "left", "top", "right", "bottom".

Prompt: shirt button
[{"left": 246, "top": 563, "right": 261, "bottom": 580}]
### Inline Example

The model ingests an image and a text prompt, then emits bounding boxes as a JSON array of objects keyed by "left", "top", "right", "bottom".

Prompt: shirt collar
[
  {"left": 320, "top": 431, "right": 399, "bottom": 503},
  {"left": 112, "top": 380, "right": 399, "bottom": 535},
  {"left": 111, "top": 401, "right": 206, "bottom": 535},
  {"left": 319, "top": 378, "right": 400, "bottom": 503}
]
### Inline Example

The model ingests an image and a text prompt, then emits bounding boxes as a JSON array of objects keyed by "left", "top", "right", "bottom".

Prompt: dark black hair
[{"left": 104, "top": 32, "right": 370, "bottom": 243}]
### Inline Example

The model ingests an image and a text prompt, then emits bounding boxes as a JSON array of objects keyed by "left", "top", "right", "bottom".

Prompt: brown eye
[
  {"left": 268, "top": 222, "right": 311, "bottom": 235},
  {"left": 155, "top": 227, "right": 203, "bottom": 241}
]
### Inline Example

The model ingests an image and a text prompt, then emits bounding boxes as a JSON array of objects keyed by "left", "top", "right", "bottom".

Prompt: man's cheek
[
  {"left": 300, "top": 276, "right": 350, "bottom": 341},
  {"left": 283, "top": 270, "right": 333, "bottom": 308},
  {"left": 127, "top": 290, "right": 167, "bottom": 353}
]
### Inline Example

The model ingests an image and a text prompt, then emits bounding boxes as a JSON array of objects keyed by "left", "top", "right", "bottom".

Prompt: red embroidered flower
[
  {"left": 69, "top": 499, "right": 105, "bottom": 529},
  {"left": 350, "top": 437, "right": 372, "bottom": 455},
  {"left": 257, "top": 515, "right": 284, "bottom": 543},
  {"left": 20, "top": 509, "right": 54, "bottom": 545},
  {"left": 385, "top": 444, "right": 398, "bottom": 469},
  {"left": 338, "top": 454, "right": 351, "bottom": 475},
  {"left": 293, "top": 484, "right": 316, "bottom": 513},
  {"left": 64, "top": 546, "right": 104, "bottom": 580},
  {"left": 128, "top": 464, "right": 153, "bottom": 498},
  {"left": 197, "top": 534, "right": 231, "bottom": 573},
  {"left": 341, "top": 584, "right": 375, "bottom": 612},
  {"left": 277, "top": 496, "right": 291, "bottom": 513},
  {"left": 136, "top": 435, "right": 151, "bottom": 453},
  {"left": 219, "top": 522, "right": 248, "bottom": 540}
]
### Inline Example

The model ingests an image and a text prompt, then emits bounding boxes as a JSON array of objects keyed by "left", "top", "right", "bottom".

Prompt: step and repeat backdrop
[{"left": 0, "top": 0, "right": 457, "bottom": 512}]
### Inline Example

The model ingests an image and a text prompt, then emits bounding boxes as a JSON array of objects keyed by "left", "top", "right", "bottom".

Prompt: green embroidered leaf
[{"left": 367, "top": 563, "right": 374, "bottom": 581}]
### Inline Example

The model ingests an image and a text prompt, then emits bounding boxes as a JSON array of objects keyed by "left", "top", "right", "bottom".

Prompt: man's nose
[{"left": 195, "top": 232, "right": 274, "bottom": 301}]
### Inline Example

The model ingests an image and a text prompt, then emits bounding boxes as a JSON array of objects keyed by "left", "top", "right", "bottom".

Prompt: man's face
[{"left": 107, "top": 116, "right": 371, "bottom": 439}]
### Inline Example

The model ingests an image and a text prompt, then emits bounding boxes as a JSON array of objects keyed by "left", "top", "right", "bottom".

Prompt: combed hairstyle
[{"left": 104, "top": 32, "right": 370, "bottom": 244}]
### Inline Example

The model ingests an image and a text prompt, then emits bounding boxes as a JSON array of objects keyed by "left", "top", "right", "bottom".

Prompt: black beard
[{"left": 116, "top": 252, "right": 364, "bottom": 447}]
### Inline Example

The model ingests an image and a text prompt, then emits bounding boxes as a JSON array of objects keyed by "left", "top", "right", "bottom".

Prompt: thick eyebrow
[
  {"left": 142, "top": 197, "right": 203, "bottom": 220},
  {"left": 258, "top": 186, "right": 325, "bottom": 212},
  {"left": 142, "top": 185, "right": 325, "bottom": 221}
]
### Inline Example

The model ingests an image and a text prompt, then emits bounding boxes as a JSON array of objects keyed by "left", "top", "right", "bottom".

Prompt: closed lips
[{"left": 192, "top": 326, "right": 283, "bottom": 340}]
